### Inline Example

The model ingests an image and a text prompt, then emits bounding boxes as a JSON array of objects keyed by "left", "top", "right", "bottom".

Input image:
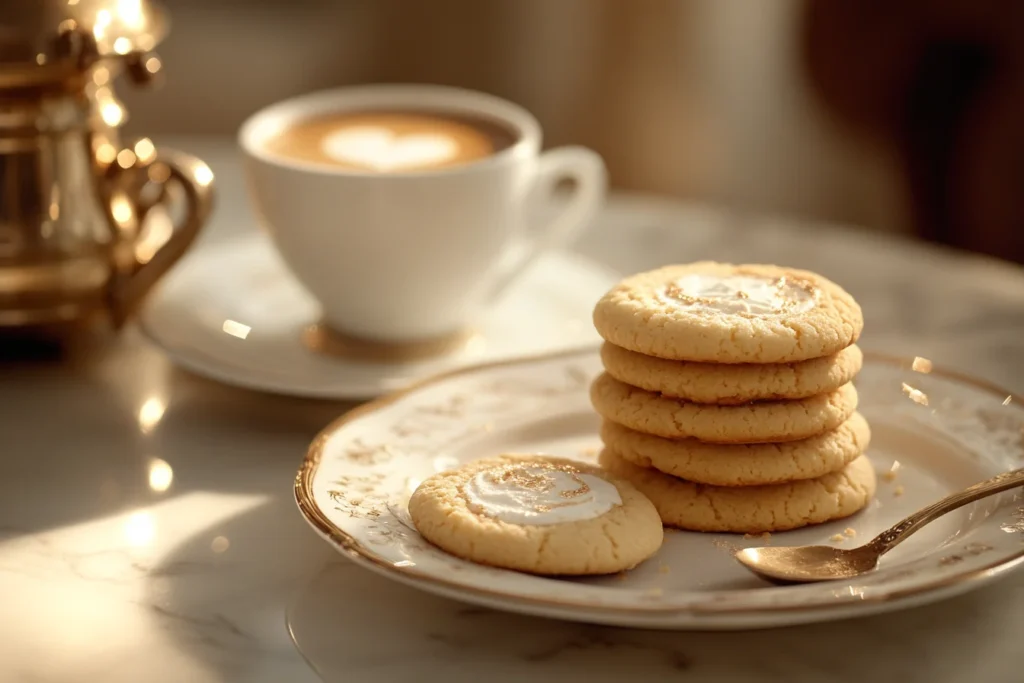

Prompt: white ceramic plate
[
  {"left": 138, "top": 232, "right": 619, "bottom": 398},
  {"left": 295, "top": 349, "right": 1024, "bottom": 629}
]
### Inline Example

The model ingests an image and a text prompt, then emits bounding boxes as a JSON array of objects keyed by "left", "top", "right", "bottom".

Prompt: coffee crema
[{"left": 263, "top": 110, "right": 518, "bottom": 172}]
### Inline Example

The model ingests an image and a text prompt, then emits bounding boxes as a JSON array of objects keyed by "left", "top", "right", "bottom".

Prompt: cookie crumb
[
  {"left": 658, "top": 564, "right": 670, "bottom": 574},
  {"left": 743, "top": 533, "right": 756, "bottom": 540},
  {"left": 901, "top": 382, "right": 929, "bottom": 406},
  {"left": 893, "top": 485, "right": 905, "bottom": 497},
  {"left": 882, "top": 460, "right": 901, "bottom": 482},
  {"left": 761, "top": 531, "right": 772, "bottom": 542},
  {"left": 830, "top": 533, "right": 845, "bottom": 542},
  {"left": 712, "top": 538, "right": 741, "bottom": 553},
  {"left": 844, "top": 527, "right": 857, "bottom": 537},
  {"left": 911, "top": 356, "right": 933, "bottom": 374}
]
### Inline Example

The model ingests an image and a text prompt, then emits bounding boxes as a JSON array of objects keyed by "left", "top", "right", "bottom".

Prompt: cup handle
[
  {"left": 485, "top": 146, "right": 606, "bottom": 301},
  {"left": 101, "top": 145, "right": 215, "bottom": 328}
]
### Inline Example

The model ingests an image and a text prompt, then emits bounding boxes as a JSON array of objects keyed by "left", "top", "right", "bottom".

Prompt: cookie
[
  {"left": 408, "top": 454, "right": 663, "bottom": 575},
  {"left": 593, "top": 262, "right": 863, "bottom": 363},
  {"left": 591, "top": 373, "right": 857, "bottom": 443},
  {"left": 600, "top": 342, "right": 863, "bottom": 404},
  {"left": 600, "top": 412, "right": 870, "bottom": 486},
  {"left": 598, "top": 449, "right": 876, "bottom": 533}
]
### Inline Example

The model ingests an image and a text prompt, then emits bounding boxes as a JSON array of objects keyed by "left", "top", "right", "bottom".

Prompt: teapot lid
[{"left": 0, "top": 0, "right": 167, "bottom": 87}]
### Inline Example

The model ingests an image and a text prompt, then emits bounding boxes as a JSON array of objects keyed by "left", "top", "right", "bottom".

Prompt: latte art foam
[
  {"left": 662, "top": 273, "right": 818, "bottom": 315},
  {"left": 462, "top": 462, "right": 622, "bottom": 526},
  {"left": 321, "top": 126, "right": 458, "bottom": 171}
]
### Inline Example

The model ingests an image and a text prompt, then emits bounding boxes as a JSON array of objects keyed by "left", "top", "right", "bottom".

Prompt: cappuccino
[{"left": 264, "top": 110, "right": 517, "bottom": 172}]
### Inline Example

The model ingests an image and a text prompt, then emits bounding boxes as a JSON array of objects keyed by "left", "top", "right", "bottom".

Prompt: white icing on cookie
[
  {"left": 462, "top": 463, "right": 621, "bottom": 526},
  {"left": 662, "top": 273, "right": 817, "bottom": 315}
]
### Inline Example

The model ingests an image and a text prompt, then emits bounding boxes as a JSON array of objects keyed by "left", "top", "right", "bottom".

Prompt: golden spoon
[{"left": 735, "top": 468, "right": 1024, "bottom": 584}]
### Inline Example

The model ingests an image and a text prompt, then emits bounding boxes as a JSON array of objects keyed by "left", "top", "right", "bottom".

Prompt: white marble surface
[{"left": 2, "top": 136, "right": 1023, "bottom": 682}]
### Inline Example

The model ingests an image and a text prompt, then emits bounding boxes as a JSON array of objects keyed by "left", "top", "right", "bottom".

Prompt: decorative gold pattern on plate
[
  {"left": 341, "top": 438, "right": 393, "bottom": 466},
  {"left": 1001, "top": 507, "right": 1024, "bottom": 536},
  {"left": 939, "top": 542, "right": 994, "bottom": 566}
]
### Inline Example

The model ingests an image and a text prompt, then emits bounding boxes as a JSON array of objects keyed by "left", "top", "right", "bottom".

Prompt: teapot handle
[{"left": 101, "top": 144, "right": 215, "bottom": 328}]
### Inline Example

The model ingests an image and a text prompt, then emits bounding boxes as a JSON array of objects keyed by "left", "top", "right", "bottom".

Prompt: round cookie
[
  {"left": 600, "top": 342, "right": 863, "bottom": 404},
  {"left": 598, "top": 449, "right": 877, "bottom": 533},
  {"left": 408, "top": 454, "right": 663, "bottom": 576},
  {"left": 590, "top": 373, "right": 858, "bottom": 443},
  {"left": 600, "top": 412, "right": 870, "bottom": 486},
  {"left": 593, "top": 262, "right": 863, "bottom": 363}
]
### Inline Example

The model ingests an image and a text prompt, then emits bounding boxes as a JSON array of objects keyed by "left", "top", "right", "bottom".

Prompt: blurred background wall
[{"left": 123, "top": 0, "right": 1023, "bottom": 262}]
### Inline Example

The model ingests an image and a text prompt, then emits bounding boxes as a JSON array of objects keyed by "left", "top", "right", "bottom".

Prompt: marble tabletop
[{"left": 3, "top": 136, "right": 1024, "bottom": 683}]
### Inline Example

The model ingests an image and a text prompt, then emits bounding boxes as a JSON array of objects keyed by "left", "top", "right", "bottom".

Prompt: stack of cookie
[{"left": 590, "top": 262, "right": 876, "bottom": 534}]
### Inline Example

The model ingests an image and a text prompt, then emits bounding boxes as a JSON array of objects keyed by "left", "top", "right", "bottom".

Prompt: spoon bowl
[
  {"left": 735, "top": 544, "right": 881, "bottom": 584},
  {"left": 734, "top": 467, "right": 1023, "bottom": 584}
]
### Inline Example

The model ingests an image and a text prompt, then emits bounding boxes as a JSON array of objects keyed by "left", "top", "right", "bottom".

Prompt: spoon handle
[{"left": 867, "top": 468, "right": 1024, "bottom": 556}]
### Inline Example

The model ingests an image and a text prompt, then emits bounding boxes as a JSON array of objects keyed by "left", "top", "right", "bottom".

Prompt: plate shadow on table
[{"left": 284, "top": 559, "right": 1022, "bottom": 683}]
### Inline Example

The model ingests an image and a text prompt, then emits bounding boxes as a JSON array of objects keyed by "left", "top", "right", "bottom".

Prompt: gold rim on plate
[{"left": 294, "top": 348, "right": 1024, "bottom": 617}]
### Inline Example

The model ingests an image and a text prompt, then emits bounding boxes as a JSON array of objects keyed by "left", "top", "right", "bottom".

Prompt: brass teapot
[{"left": 0, "top": 0, "right": 212, "bottom": 337}]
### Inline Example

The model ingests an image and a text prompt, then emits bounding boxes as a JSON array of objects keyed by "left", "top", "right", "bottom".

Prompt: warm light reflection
[
  {"left": 93, "top": 9, "right": 111, "bottom": 39},
  {"left": 101, "top": 101, "right": 124, "bottom": 127},
  {"left": 117, "top": 0, "right": 145, "bottom": 29},
  {"left": 111, "top": 195, "right": 133, "bottom": 225},
  {"left": 462, "top": 333, "right": 486, "bottom": 356},
  {"left": 137, "top": 396, "right": 166, "bottom": 434},
  {"left": 93, "top": 67, "right": 110, "bottom": 86},
  {"left": 144, "top": 56, "right": 162, "bottom": 74},
  {"left": 911, "top": 356, "right": 933, "bottom": 374},
  {"left": 393, "top": 560, "right": 416, "bottom": 568},
  {"left": 432, "top": 456, "right": 458, "bottom": 472},
  {"left": 112, "top": 37, "right": 132, "bottom": 55},
  {"left": 194, "top": 163, "right": 214, "bottom": 187},
  {"left": 116, "top": 149, "right": 137, "bottom": 169},
  {"left": 148, "top": 458, "right": 173, "bottom": 492},
  {"left": 35, "top": 54, "right": 46, "bottom": 66},
  {"left": 134, "top": 137, "right": 156, "bottom": 162},
  {"left": 123, "top": 511, "right": 156, "bottom": 547},
  {"left": 211, "top": 536, "right": 230, "bottom": 553},
  {"left": 901, "top": 382, "right": 929, "bottom": 406},
  {"left": 96, "top": 143, "right": 117, "bottom": 164},
  {"left": 1003, "top": 396, "right": 1013, "bottom": 406},
  {"left": 221, "top": 319, "right": 251, "bottom": 339},
  {"left": 135, "top": 211, "right": 173, "bottom": 264},
  {"left": 48, "top": 202, "right": 60, "bottom": 221}
]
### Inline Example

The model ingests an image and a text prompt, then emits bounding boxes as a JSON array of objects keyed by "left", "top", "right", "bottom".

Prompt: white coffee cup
[{"left": 238, "top": 84, "right": 606, "bottom": 345}]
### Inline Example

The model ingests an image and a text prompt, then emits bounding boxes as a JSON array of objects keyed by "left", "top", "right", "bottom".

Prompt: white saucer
[{"left": 139, "top": 232, "right": 620, "bottom": 399}]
